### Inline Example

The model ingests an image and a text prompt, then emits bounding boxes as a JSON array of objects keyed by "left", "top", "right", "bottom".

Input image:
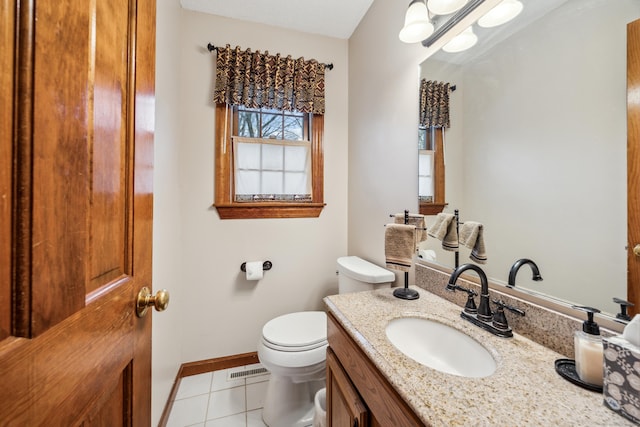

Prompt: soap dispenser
[{"left": 573, "top": 306, "right": 604, "bottom": 387}]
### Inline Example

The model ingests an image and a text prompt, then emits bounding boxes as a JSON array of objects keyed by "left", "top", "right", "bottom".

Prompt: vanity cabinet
[
  {"left": 326, "top": 348, "right": 369, "bottom": 426},
  {"left": 326, "top": 312, "right": 424, "bottom": 427}
]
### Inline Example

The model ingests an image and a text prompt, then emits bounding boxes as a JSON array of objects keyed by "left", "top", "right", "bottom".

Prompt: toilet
[{"left": 257, "top": 256, "right": 395, "bottom": 427}]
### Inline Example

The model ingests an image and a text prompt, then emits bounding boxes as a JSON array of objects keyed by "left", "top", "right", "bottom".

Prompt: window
[
  {"left": 418, "top": 126, "right": 446, "bottom": 215},
  {"left": 234, "top": 107, "right": 311, "bottom": 201},
  {"left": 214, "top": 104, "right": 325, "bottom": 219}
]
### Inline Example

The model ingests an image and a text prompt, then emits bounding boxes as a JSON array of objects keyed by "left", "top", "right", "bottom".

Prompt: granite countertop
[{"left": 324, "top": 287, "right": 634, "bottom": 427}]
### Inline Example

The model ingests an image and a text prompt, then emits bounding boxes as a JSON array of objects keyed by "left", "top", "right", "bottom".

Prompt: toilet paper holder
[{"left": 240, "top": 261, "right": 273, "bottom": 272}]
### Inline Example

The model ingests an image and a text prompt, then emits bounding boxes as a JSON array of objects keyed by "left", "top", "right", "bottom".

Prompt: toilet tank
[{"left": 336, "top": 256, "right": 395, "bottom": 294}]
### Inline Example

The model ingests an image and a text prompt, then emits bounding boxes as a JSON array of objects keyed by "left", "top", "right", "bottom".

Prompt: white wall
[
  {"left": 347, "top": 0, "right": 432, "bottom": 280},
  {"left": 152, "top": 7, "right": 349, "bottom": 422},
  {"left": 347, "top": 1, "right": 502, "bottom": 277},
  {"left": 152, "top": 0, "right": 184, "bottom": 424},
  {"left": 175, "top": 11, "right": 349, "bottom": 362}
]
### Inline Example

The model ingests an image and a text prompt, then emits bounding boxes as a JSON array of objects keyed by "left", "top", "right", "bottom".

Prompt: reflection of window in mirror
[{"left": 419, "top": 126, "right": 446, "bottom": 215}]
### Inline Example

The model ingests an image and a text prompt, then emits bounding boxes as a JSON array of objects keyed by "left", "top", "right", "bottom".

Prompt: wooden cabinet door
[
  {"left": 327, "top": 348, "right": 369, "bottom": 427},
  {"left": 0, "top": 0, "right": 156, "bottom": 425},
  {"left": 628, "top": 18, "right": 640, "bottom": 317}
]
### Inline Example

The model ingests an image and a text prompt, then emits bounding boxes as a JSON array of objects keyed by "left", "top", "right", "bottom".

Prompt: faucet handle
[
  {"left": 491, "top": 299, "right": 525, "bottom": 331},
  {"left": 457, "top": 285, "right": 478, "bottom": 314},
  {"left": 447, "top": 284, "right": 478, "bottom": 314},
  {"left": 613, "top": 297, "right": 634, "bottom": 322}
]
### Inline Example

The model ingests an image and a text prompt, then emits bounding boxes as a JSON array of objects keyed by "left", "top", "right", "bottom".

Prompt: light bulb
[
  {"left": 477, "top": 0, "right": 523, "bottom": 28},
  {"left": 442, "top": 26, "right": 477, "bottom": 53},
  {"left": 399, "top": 0, "right": 435, "bottom": 43}
]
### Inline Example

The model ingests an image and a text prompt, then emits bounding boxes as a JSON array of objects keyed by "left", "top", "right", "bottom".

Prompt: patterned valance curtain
[
  {"left": 213, "top": 44, "right": 326, "bottom": 114},
  {"left": 419, "top": 79, "right": 451, "bottom": 128}
]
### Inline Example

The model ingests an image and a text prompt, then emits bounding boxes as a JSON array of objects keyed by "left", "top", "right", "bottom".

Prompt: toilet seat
[{"left": 262, "top": 311, "right": 327, "bottom": 352}]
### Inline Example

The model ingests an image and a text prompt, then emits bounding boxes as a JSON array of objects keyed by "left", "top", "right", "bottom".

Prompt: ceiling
[{"left": 180, "top": 0, "right": 375, "bottom": 39}]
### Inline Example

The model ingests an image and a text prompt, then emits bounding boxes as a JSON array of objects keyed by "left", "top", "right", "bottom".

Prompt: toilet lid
[{"left": 262, "top": 311, "right": 327, "bottom": 349}]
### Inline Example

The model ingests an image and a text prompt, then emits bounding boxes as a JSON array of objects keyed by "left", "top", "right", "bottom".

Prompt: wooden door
[
  {"left": 0, "top": 0, "right": 157, "bottom": 425},
  {"left": 628, "top": 18, "right": 640, "bottom": 317},
  {"left": 326, "top": 348, "right": 369, "bottom": 427}
]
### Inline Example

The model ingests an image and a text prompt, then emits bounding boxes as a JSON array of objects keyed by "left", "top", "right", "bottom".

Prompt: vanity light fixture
[
  {"left": 420, "top": 0, "right": 485, "bottom": 47},
  {"left": 477, "top": 0, "right": 523, "bottom": 28},
  {"left": 399, "top": 0, "right": 435, "bottom": 43},
  {"left": 407, "top": 0, "right": 523, "bottom": 51},
  {"left": 427, "top": 0, "right": 468, "bottom": 16},
  {"left": 442, "top": 26, "right": 478, "bottom": 52}
]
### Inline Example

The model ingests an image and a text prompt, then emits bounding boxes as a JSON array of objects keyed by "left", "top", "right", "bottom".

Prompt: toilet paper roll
[
  {"left": 245, "top": 261, "right": 264, "bottom": 281},
  {"left": 418, "top": 249, "right": 437, "bottom": 262}
]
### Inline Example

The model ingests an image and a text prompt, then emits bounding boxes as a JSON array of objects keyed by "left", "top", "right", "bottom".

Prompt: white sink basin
[{"left": 385, "top": 317, "right": 496, "bottom": 378}]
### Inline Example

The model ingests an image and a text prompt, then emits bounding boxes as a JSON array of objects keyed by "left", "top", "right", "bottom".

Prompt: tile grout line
[
  {"left": 168, "top": 365, "right": 270, "bottom": 426},
  {"left": 245, "top": 383, "right": 249, "bottom": 427},
  {"left": 204, "top": 372, "right": 215, "bottom": 425}
]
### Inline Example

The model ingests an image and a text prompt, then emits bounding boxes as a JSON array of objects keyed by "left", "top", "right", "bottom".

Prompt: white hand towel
[{"left": 459, "top": 221, "right": 487, "bottom": 264}]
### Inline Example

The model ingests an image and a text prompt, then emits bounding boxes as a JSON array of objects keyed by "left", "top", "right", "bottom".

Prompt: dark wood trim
[
  {"left": 433, "top": 128, "right": 445, "bottom": 205},
  {"left": 311, "top": 114, "right": 324, "bottom": 204},
  {"left": 213, "top": 104, "right": 325, "bottom": 220},
  {"left": 214, "top": 103, "right": 232, "bottom": 206},
  {"left": 215, "top": 203, "right": 325, "bottom": 219},
  {"left": 628, "top": 19, "right": 640, "bottom": 317},
  {"left": 419, "top": 202, "right": 447, "bottom": 216},
  {"left": 326, "top": 348, "right": 369, "bottom": 427},
  {"left": 157, "top": 352, "right": 260, "bottom": 427},
  {"left": 180, "top": 351, "right": 260, "bottom": 378},
  {"left": 12, "top": 0, "right": 35, "bottom": 338},
  {"left": 0, "top": 0, "right": 16, "bottom": 341}
]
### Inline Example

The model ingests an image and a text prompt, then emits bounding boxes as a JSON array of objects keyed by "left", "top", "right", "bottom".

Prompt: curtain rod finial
[{"left": 207, "top": 43, "right": 216, "bottom": 52}]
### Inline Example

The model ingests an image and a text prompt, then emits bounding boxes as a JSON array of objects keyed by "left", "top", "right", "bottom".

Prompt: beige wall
[
  {"left": 153, "top": 0, "right": 184, "bottom": 424},
  {"left": 347, "top": 0, "right": 428, "bottom": 279},
  {"left": 152, "top": 6, "right": 349, "bottom": 422},
  {"left": 175, "top": 12, "right": 349, "bottom": 359},
  {"left": 347, "top": 0, "right": 501, "bottom": 279}
]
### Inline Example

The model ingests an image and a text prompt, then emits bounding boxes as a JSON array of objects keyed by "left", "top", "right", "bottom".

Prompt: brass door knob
[
  {"left": 634, "top": 245, "right": 640, "bottom": 257},
  {"left": 136, "top": 287, "right": 170, "bottom": 317}
]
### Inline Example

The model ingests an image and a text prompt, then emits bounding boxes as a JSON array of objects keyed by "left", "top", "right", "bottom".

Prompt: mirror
[{"left": 419, "top": 0, "right": 640, "bottom": 315}]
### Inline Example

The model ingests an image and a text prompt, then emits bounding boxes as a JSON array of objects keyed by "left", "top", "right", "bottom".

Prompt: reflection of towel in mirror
[
  {"left": 428, "top": 213, "right": 458, "bottom": 251},
  {"left": 385, "top": 224, "right": 416, "bottom": 272},
  {"left": 394, "top": 213, "right": 427, "bottom": 249},
  {"left": 459, "top": 221, "right": 487, "bottom": 264}
]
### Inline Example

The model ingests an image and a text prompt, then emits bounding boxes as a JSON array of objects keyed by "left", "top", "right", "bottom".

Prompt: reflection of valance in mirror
[
  {"left": 213, "top": 44, "right": 327, "bottom": 114},
  {"left": 419, "top": 79, "right": 451, "bottom": 128}
]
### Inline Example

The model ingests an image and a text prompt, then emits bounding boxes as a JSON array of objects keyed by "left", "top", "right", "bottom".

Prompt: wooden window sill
[
  {"left": 419, "top": 202, "right": 447, "bottom": 215},
  {"left": 214, "top": 203, "right": 326, "bottom": 219}
]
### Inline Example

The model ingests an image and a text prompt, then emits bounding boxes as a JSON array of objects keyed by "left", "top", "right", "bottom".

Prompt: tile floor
[{"left": 166, "top": 363, "right": 270, "bottom": 427}]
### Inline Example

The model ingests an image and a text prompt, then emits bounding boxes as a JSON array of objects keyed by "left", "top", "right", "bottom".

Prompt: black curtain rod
[
  {"left": 207, "top": 43, "right": 334, "bottom": 70},
  {"left": 450, "top": 85, "right": 456, "bottom": 92}
]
